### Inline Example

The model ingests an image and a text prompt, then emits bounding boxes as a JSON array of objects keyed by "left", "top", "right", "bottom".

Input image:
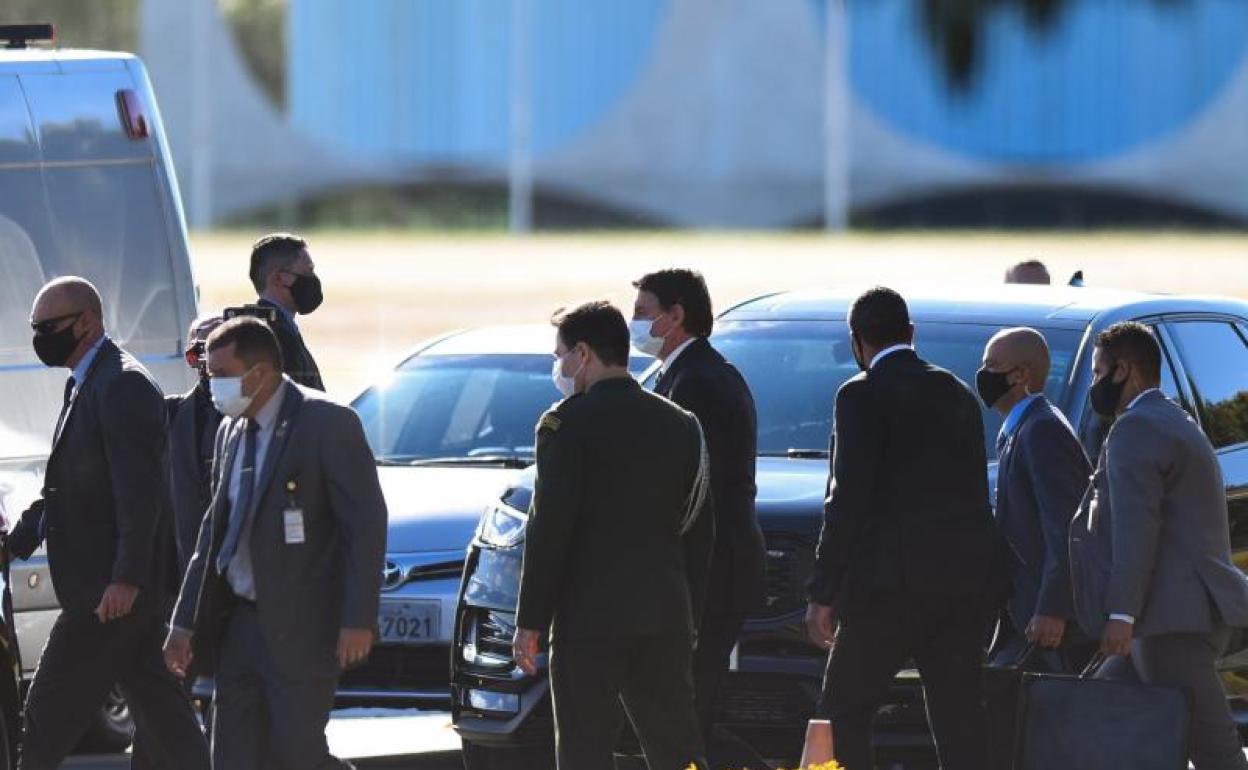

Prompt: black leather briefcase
[{"left": 1014, "top": 665, "right": 1190, "bottom": 770}]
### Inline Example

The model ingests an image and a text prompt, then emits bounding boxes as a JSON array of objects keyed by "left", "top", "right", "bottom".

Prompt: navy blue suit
[{"left": 993, "top": 396, "right": 1091, "bottom": 665}]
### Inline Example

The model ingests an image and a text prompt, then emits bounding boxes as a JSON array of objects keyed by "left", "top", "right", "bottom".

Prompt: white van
[{"left": 0, "top": 25, "right": 198, "bottom": 760}]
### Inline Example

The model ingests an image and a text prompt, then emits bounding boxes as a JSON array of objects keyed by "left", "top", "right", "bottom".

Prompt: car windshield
[
  {"left": 353, "top": 353, "right": 653, "bottom": 465},
  {"left": 677, "top": 320, "right": 1083, "bottom": 460}
]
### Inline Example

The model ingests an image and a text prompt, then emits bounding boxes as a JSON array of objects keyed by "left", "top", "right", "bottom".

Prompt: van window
[
  {"left": 1167, "top": 321, "right": 1248, "bottom": 449},
  {"left": 0, "top": 164, "right": 180, "bottom": 362}
]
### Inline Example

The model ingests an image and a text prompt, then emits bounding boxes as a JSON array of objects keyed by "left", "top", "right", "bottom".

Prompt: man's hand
[
  {"left": 1026, "top": 615, "right": 1067, "bottom": 649},
  {"left": 337, "top": 628, "right": 374, "bottom": 669},
  {"left": 163, "top": 627, "right": 194, "bottom": 679},
  {"left": 805, "top": 602, "right": 837, "bottom": 650},
  {"left": 513, "top": 628, "right": 541, "bottom": 676},
  {"left": 1100, "top": 618, "right": 1134, "bottom": 657},
  {"left": 95, "top": 582, "right": 139, "bottom": 623}
]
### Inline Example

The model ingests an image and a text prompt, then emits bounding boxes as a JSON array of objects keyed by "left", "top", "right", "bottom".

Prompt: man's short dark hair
[
  {"left": 248, "top": 233, "right": 308, "bottom": 293},
  {"left": 552, "top": 301, "right": 630, "bottom": 368},
  {"left": 847, "top": 287, "right": 912, "bottom": 348},
  {"left": 632, "top": 269, "right": 714, "bottom": 337},
  {"left": 1095, "top": 321, "right": 1162, "bottom": 382},
  {"left": 207, "top": 316, "right": 284, "bottom": 370},
  {"left": 1006, "top": 259, "right": 1051, "bottom": 285}
]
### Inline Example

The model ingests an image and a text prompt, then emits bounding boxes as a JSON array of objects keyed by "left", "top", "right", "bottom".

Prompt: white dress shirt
[
  {"left": 659, "top": 337, "right": 699, "bottom": 376},
  {"left": 225, "top": 379, "right": 289, "bottom": 600}
]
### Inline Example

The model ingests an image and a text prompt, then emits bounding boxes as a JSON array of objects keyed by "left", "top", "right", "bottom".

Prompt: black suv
[{"left": 452, "top": 286, "right": 1248, "bottom": 768}]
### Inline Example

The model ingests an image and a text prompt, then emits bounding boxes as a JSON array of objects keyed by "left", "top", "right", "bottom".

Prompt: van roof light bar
[{"left": 1, "top": 24, "right": 56, "bottom": 50}]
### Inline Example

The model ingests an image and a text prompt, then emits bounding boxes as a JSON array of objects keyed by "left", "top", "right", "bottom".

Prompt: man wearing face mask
[
  {"left": 166, "top": 315, "right": 225, "bottom": 580},
  {"left": 7, "top": 277, "right": 210, "bottom": 770},
  {"left": 1069, "top": 322, "right": 1248, "bottom": 770},
  {"left": 977, "top": 327, "right": 1091, "bottom": 673},
  {"left": 513, "top": 301, "right": 715, "bottom": 770},
  {"left": 630, "top": 269, "right": 766, "bottom": 766},
  {"left": 163, "top": 316, "right": 386, "bottom": 770},
  {"left": 805, "top": 287, "right": 1011, "bottom": 770},
  {"left": 250, "top": 232, "right": 325, "bottom": 391}
]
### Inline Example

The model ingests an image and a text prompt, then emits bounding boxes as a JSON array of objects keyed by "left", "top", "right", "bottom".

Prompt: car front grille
[
  {"left": 339, "top": 644, "right": 450, "bottom": 692},
  {"left": 759, "top": 532, "right": 816, "bottom": 618}
]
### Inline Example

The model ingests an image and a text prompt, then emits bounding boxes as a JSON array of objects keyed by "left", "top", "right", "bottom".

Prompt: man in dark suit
[
  {"left": 977, "top": 327, "right": 1091, "bottom": 671},
  {"left": 805, "top": 287, "right": 1007, "bottom": 770},
  {"left": 163, "top": 317, "right": 387, "bottom": 770},
  {"left": 249, "top": 233, "right": 325, "bottom": 390},
  {"left": 166, "top": 315, "right": 225, "bottom": 577},
  {"left": 7, "top": 277, "right": 209, "bottom": 770},
  {"left": 512, "top": 301, "right": 714, "bottom": 770},
  {"left": 1071, "top": 322, "right": 1248, "bottom": 770},
  {"left": 631, "top": 269, "right": 766, "bottom": 764}
]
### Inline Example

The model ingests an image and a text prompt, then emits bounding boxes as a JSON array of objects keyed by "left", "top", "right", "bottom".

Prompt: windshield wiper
[
  {"left": 406, "top": 455, "right": 533, "bottom": 469},
  {"left": 758, "top": 449, "right": 830, "bottom": 460}
]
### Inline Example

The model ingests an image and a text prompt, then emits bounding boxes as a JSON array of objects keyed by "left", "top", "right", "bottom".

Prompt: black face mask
[
  {"left": 288, "top": 272, "right": 323, "bottom": 315},
  {"left": 32, "top": 323, "right": 82, "bottom": 368},
  {"left": 1089, "top": 364, "right": 1127, "bottom": 418},
  {"left": 975, "top": 367, "right": 1014, "bottom": 410}
]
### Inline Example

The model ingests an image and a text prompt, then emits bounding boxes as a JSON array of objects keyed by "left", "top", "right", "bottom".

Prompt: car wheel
[
  {"left": 75, "top": 686, "right": 134, "bottom": 753},
  {"left": 461, "top": 739, "right": 555, "bottom": 770}
]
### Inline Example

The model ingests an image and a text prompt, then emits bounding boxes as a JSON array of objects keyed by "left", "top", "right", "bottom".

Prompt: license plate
[{"left": 378, "top": 600, "right": 441, "bottom": 644}]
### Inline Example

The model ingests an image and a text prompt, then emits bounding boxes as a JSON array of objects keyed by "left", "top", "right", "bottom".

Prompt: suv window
[{"left": 1167, "top": 321, "right": 1248, "bottom": 449}]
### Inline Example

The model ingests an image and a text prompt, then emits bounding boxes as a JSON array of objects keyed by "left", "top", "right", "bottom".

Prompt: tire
[
  {"left": 461, "top": 738, "right": 555, "bottom": 770},
  {"left": 74, "top": 686, "right": 134, "bottom": 754}
]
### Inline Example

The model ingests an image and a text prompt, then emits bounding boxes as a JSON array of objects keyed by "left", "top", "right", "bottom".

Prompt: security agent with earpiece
[
  {"left": 512, "top": 301, "right": 716, "bottom": 770},
  {"left": 249, "top": 232, "right": 326, "bottom": 391},
  {"left": 8, "top": 277, "right": 210, "bottom": 770},
  {"left": 163, "top": 316, "right": 387, "bottom": 770},
  {"left": 976, "top": 327, "right": 1091, "bottom": 673}
]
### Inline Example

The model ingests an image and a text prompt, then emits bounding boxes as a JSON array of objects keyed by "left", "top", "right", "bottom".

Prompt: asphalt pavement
[{"left": 61, "top": 710, "right": 462, "bottom": 769}]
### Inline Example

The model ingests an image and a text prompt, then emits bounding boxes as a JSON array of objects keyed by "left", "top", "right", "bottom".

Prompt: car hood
[{"left": 377, "top": 465, "right": 521, "bottom": 553}]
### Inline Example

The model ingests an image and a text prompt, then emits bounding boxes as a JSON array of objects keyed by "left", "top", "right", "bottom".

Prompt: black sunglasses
[{"left": 30, "top": 312, "right": 81, "bottom": 336}]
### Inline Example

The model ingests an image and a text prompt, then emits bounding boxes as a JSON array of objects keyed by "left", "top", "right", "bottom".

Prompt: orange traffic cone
[{"left": 799, "top": 718, "right": 834, "bottom": 767}]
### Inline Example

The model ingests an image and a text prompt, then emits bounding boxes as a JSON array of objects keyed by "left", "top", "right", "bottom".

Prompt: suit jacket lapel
[
  {"left": 656, "top": 337, "right": 708, "bottom": 396},
  {"left": 50, "top": 339, "right": 115, "bottom": 460},
  {"left": 249, "top": 383, "right": 304, "bottom": 519}
]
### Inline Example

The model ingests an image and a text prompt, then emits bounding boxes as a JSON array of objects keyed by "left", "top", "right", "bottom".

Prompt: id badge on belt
[{"left": 283, "top": 479, "right": 305, "bottom": 544}]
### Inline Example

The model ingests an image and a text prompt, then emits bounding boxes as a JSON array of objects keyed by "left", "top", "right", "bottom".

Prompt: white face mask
[
  {"left": 551, "top": 351, "right": 583, "bottom": 398},
  {"left": 210, "top": 366, "right": 258, "bottom": 418},
  {"left": 629, "top": 317, "right": 666, "bottom": 357}
]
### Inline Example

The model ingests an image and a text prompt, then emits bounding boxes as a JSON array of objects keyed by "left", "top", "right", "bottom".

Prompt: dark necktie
[
  {"left": 997, "top": 429, "right": 1010, "bottom": 456},
  {"left": 217, "top": 419, "right": 260, "bottom": 574},
  {"left": 52, "top": 376, "right": 75, "bottom": 445}
]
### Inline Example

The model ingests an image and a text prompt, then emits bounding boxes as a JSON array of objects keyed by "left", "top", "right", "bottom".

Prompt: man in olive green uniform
[{"left": 512, "top": 300, "right": 715, "bottom": 770}]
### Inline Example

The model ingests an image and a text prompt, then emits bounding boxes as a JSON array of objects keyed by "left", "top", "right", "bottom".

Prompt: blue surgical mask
[
  {"left": 629, "top": 317, "right": 667, "bottom": 357},
  {"left": 210, "top": 366, "right": 258, "bottom": 417},
  {"left": 552, "top": 351, "right": 583, "bottom": 398}
]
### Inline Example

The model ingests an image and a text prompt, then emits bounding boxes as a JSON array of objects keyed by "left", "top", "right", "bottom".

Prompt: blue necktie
[{"left": 217, "top": 419, "right": 259, "bottom": 574}]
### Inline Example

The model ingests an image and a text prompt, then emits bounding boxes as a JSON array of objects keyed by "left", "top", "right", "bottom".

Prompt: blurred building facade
[{"left": 145, "top": 0, "right": 1248, "bottom": 227}]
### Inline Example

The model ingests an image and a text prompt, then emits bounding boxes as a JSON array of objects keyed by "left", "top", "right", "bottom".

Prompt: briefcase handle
[{"left": 1078, "top": 652, "right": 1108, "bottom": 679}]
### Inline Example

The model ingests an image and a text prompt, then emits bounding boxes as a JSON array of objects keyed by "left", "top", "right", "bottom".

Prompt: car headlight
[{"left": 475, "top": 501, "right": 528, "bottom": 548}]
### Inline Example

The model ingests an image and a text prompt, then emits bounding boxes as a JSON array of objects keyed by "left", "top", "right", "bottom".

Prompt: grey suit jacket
[
  {"left": 1072, "top": 390, "right": 1248, "bottom": 638},
  {"left": 171, "top": 380, "right": 388, "bottom": 678},
  {"left": 996, "top": 396, "right": 1091, "bottom": 628}
]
